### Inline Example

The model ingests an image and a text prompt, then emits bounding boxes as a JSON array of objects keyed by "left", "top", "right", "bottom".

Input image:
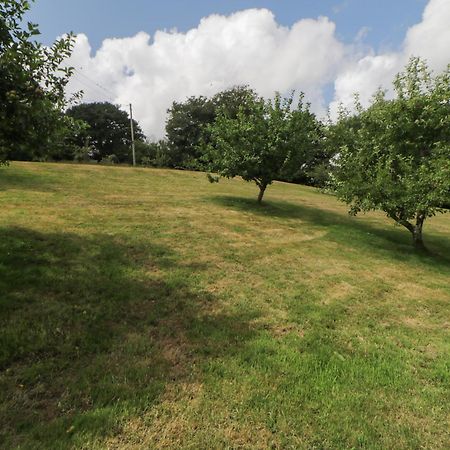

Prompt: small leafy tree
[
  {"left": 207, "top": 92, "right": 322, "bottom": 203},
  {"left": 0, "top": 0, "right": 78, "bottom": 163},
  {"left": 334, "top": 58, "right": 450, "bottom": 248}
]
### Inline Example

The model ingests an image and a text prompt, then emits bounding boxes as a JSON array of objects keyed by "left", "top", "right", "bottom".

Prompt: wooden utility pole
[{"left": 129, "top": 103, "right": 136, "bottom": 166}]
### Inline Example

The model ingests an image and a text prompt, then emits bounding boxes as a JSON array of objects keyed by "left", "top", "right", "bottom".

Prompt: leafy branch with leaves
[
  {"left": 332, "top": 58, "right": 450, "bottom": 248},
  {"left": 0, "top": 0, "right": 79, "bottom": 163}
]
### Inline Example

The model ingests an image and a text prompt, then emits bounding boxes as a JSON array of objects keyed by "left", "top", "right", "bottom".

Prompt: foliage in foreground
[
  {"left": 0, "top": 0, "right": 78, "bottom": 163},
  {"left": 332, "top": 58, "right": 450, "bottom": 248}
]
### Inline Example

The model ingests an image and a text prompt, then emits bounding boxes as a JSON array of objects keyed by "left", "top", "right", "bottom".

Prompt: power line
[
  {"left": 74, "top": 67, "right": 117, "bottom": 99},
  {"left": 71, "top": 70, "right": 134, "bottom": 111},
  {"left": 70, "top": 74, "right": 116, "bottom": 103},
  {"left": 69, "top": 69, "right": 138, "bottom": 168}
]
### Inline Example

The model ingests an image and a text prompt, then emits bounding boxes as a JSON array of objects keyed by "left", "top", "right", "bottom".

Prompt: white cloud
[
  {"left": 330, "top": 0, "right": 450, "bottom": 116},
  {"left": 332, "top": 1, "right": 350, "bottom": 15},
  {"left": 66, "top": 9, "right": 344, "bottom": 139},
  {"left": 404, "top": 0, "right": 450, "bottom": 70},
  {"left": 65, "top": 1, "right": 450, "bottom": 139}
]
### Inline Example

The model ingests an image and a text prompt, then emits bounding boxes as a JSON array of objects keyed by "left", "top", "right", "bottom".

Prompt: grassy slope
[{"left": 0, "top": 162, "right": 449, "bottom": 449}]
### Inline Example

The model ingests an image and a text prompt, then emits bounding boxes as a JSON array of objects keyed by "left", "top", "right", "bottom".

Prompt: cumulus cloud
[
  {"left": 65, "top": 1, "right": 450, "bottom": 139},
  {"left": 404, "top": 0, "right": 450, "bottom": 70},
  {"left": 66, "top": 9, "right": 344, "bottom": 138},
  {"left": 330, "top": 0, "right": 450, "bottom": 116}
]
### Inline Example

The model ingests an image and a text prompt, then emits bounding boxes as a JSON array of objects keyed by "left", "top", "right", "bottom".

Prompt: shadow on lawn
[
  {"left": 0, "top": 166, "right": 58, "bottom": 193},
  {"left": 210, "top": 195, "right": 450, "bottom": 267},
  {"left": 0, "top": 226, "right": 259, "bottom": 448}
]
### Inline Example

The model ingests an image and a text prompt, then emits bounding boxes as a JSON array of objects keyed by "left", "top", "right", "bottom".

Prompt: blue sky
[
  {"left": 29, "top": 0, "right": 427, "bottom": 53},
  {"left": 25, "top": 0, "right": 448, "bottom": 139}
]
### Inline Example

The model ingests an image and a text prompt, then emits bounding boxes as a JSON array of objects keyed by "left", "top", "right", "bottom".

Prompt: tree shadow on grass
[
  {"left": 0, "top": 226, "right": 259, "bottom": 448},
  {"left": 209, "top": 195, "right": 450, "bottom": 268},
  {"left": 0, "top": 166, "right": 58, "bottom": 193}
]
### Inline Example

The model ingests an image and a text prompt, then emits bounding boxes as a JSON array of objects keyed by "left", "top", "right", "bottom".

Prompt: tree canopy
[
  {"left": 66, "top": 102, "right": 145, "bottom": 163},
  {"left": 0, "top": 0, "right": 77, "bottom": 163},
  {"left": 333, "top": 58, "right": 450, "bottom": 248},
  {"left": 207, "top": 92, "right": 323, "bottom": 203},
  {"left": 164, "top": 86, "right": 261, "bottom": 170},
  {"left": 165, "top": 95, "right": 215, "bottom": 169}
]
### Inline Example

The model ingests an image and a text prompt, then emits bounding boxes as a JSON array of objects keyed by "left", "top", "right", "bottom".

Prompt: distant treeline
[{"left": 5, "top": 86, "right": 333, "bottom": 188}]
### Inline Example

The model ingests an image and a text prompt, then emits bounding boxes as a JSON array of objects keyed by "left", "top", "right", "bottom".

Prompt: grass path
[{"left": 0, "top": 162, "right": 449, "bottom": 449}]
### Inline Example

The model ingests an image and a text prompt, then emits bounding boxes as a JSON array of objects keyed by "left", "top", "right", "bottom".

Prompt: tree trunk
[
  {"left": 412, "top": 214, "right": 425, "bottom": 249},
  {"left": 257, "top": 182, "right": 267, "bottom": 204},
  {"left": 394, "top": 213, "right": 426, "bottom": 249}
]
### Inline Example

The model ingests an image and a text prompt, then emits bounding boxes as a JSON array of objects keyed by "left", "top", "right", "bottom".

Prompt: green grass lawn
[{"left": 0, "top": 162, "right": 449, "bottom": 449}]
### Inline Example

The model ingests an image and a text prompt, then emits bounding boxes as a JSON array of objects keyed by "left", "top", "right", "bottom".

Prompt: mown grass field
[{"left": 0, "top": 162, "right": 449, "bottom": 449}]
